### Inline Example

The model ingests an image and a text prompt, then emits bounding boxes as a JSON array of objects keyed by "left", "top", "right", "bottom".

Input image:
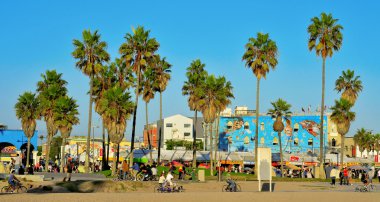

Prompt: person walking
[
  {"left": 343, "top": 167, "right": 348, "bottom": 185},
  {"left": 330, "top": 167, "right": 337, "bottom": 186},
  {"left": 377, "top": 169, "right": 380, "bottom": 182},
  {"left": 339, "top": 168, "right": 344, "bottom": 185},
  {"left": 63, "top": 162, "right": 73, "bottom": 182},
  {"left": 122, "top": 160, "right": 129, "bottom": 180}
]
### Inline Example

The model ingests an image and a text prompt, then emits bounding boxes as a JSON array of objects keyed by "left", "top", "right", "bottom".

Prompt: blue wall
[
  {"left": 0, "top": 129, "right": 38, "bottom": 150},
  {"left": 218, "top": 115, "right": 328, "bottom": 154}
]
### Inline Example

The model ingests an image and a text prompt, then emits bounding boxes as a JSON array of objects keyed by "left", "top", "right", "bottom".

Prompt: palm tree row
[
  {"left": 15, "top": 70, "right": 80, "bottom": 171},
  {"left": 354, "top": 128, "right": 380, "bottom": 158}
]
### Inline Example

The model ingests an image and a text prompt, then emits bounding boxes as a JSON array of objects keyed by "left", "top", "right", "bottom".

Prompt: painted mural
[{"left": 218, "top": 115, "right": 328, "bottom": 154}]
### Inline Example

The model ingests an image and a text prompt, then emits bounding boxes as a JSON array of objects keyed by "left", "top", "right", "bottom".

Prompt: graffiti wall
[{"left": 218, "top": 115, "right": 328, "bottom": 154}]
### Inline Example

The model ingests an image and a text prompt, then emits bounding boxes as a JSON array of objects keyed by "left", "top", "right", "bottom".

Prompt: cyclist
[
  {"left": 226, "top": 170, "right": 236, "bottom": 191},
  {"left": 8, "top": 170, "right": 20, "bottom": 192}
]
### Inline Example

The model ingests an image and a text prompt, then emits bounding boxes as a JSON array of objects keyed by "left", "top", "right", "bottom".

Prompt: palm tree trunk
[
  {"left": 145, "top": 101, "right": 153, "bottom": 164},
  {"left": 102, "top": 122, "right": 106, "bottom": 170},
  {"left": 318, "top": 58, "right": 326, "bottom": 179},
  {"left": 158, "top": 92, "right": 163, "bottom": 164},
  {"left": 26, "top": 137, "right": 31, "bottom": 168},
  {"left": 214, "top": 115, "right": 219, "bottom": 171},
  {"left": 209, "top": 123, "right": 213, "bottom": 176},
  {"left": 107, "top": 131, "right": 110, "bottom": 166},
  {"left": 192, "top": 110, "right": 197, "bottom": 168},
  {"left": 340, "top": 134, "right": 345, "bottom": 170},
  {"left": 60, "top": 137, "right": 66, "bottom": 173},
  {"left": 86, "top": 76, "right": 94, "bottom": 173},
  {"left": 278, "top": 132, "right": 284, "bottom": 177},
  {"left": 116, "top": 144, "right": 120, "bottom": 166},
  {"left": 112, "top": 144, "right": 118, "bottom": 176},
  {"left": 255, "top": 78, "right": 260, "bottom": 170},
  {"left": 45, "top": 134, "right": 51, "bottom": 172},
  {"left": 130, "top": 68, "right": 141, "bottom": 167}
]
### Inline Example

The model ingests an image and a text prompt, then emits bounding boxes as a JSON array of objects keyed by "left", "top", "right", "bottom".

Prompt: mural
[{"left": 218, "top": 115, "right": 328, "bottom": 154}]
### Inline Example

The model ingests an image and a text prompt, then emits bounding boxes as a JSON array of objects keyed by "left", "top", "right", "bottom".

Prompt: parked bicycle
[{"left": 1, "top": 181, "right": 28, "bottom": 193}]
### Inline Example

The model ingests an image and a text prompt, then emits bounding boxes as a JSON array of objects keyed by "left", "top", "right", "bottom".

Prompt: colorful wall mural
[{"left": 218, "top": 115, "right": 328, "bottom": 154}]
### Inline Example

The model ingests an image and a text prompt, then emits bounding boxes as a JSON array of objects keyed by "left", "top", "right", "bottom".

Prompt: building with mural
[
  {"left": 0, "top": 129, "right": 38, "bottom": 165},
  {"left": 218, "top": 114, "right": 329, "bottom": 156}
]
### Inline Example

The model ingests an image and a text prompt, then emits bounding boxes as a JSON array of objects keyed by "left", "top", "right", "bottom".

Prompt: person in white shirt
[
  {"left": 377, "top": 169, "right": 380, "bottom": 183},
  {"left": 166, "top": 172, "right": 174, "bottom": 188}
]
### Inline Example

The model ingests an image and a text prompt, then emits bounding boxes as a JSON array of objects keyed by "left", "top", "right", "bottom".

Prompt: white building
[{"left": 157, "top": 114, "right": 194, "bottom": 149}]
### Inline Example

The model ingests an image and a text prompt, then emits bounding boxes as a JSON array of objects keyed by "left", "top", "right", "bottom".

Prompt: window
[
  {"left": 273, "top": 137, "right": 278, "bottom": 145},
  {"left": 184, "top": 132, "right": 191, "bottom": 136},
  {"left": 332, "top": 138, "right": 336, "bottom": 147},
  {"left": 294, "top": 138, "right": 299, "bottom": 146},
  {"left": 308, "top": 138, "right": 313, "bottom": 146},
  {"left": 184, "top": 124, "right": 191, "bottom": 128},
  {"left": 166, "top": 123, "right": 173, "bottom": 127}
]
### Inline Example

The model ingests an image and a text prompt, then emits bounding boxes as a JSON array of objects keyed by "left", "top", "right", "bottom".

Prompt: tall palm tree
[
  {"left": 97, "top": 86, "right": 134, "bottom": 175},
  {"left": 53, "top": 96, "right": 80, "bottom": 172},
  {"left": 353, "top": 128, "right": 371, "bottom": 158},
  {"left": 373, "top": 133, "right": 380, "bottom": 159},
  {"left": 152, "top": 55, "right": 172, "bottom": 164},
  {"left": 119, "top": 26, "right": 159, "bottom": 166},
  {"left": 182, "top": 59, "right": 208, "bottom": 168},
  {"left": 242, "top": 33, "right": 278, "bottom": 167},
  {"left": 308, "top": 12, "right": 343, "bottom": 178},
  {"left": 199, "top": 75, "right": 234, "bottom": 175},
  {"left": 15, "top": 92, "right": 40, "bottom": 167},
  {"left": 37, "top": 70, "right": 68, "bottom": 171},
  {"left": 267, "top": 98, "right": 291, "bottom": 177},
  {"left": 72, "top": 30, "right": 110, "bottom": 173},
  {"left": 141, "top": 67, "right": 156, "bottom": 163},
  {"left": 330, "top": 98, "right": 355, "bottom": 169},
  {"left": 335, "top": 69, "right": 363, "bottom": 105}
]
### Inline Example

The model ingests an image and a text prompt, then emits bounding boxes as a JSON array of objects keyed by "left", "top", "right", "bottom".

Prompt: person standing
[
  {"left": 330, "top": 167, "right": 337, "bottom": 186},
  {"left": 132, "top": 162, "right": 139, "bottom": 181},
  {"left": 122, "top": 160, "right": 129, "bottom": 180},
  {"left": 377, "top": 169, "right": 380, "bottom": 182},
  {"left": 368, "top": 169, "right": 374, "bottom": 184},
  {"left": 343, "top": 167, "right": 348, "bottom": 185},
  {"left": 14, "top": 154, "right": 22, "bottom": 174},
  {"left": 63, "top": 162, "right": 73, "bottom": 182}
]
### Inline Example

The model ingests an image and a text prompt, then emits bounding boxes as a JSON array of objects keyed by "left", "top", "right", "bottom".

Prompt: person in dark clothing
[
  {"left": 339, "top": 169, "right": 344, "bottom": 185},
  {"left": 27, "top": 165, "right": 34, "bottom": 175},
  {"left": 63, "top": 162, "right": 73, "bottom": 182}
]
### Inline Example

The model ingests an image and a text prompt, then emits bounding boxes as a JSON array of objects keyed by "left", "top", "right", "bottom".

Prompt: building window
[
  {"left": 294, "top": 138, "right": 299, "bottom": 146},
  {"left": 166, "top": 123, "right": 173, "bottom": 127},
  {"left": 184, "top": 132, "right": 191, "bottom": 136},
  {"left": 184, "top": 124, "right": 191, "bottom": 128},
  {"left": 227, "top": 121, "right": 233, "bottom": 129},
  {"left": 332, "top": 138, "right": 336, "bottom": 147},
  {"left": 308, "top": 138, "right": 313, "bottom": 146},
  {"left": 273, "top": 137, "right": 278, "bottom": 145}
]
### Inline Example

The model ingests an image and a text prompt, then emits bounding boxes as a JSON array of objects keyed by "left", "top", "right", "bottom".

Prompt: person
[
  {"left": 166, "top": 171, "right": 174, "bottom": 188},
  {"left": 343, "top": 167, "right": 348, "bottom": 185},
  {"left": 225, "top": 170, "right": 236, "bottom": 191},
  {"left": 178, "top": 165, "right": 183, "bottom": 180},
  {"left": 27, "top": 164, "right": 34, "bottom": 175},
  {"left": 14, "top": 154, "right": 21, "bottom": 174},
  {"left": 8, "top": 170, "right": 20, "bottom": 192},
  {"left": 63, "top": 162, "right": 73, "bottom": 182},
  {"left": 368, "top": 168, "right": 374, "bottom": 184},
  {"left": 339, "top": 169, "right": 344, "bottom": 185},
  {"left": 377, "top": 169, "right": 380, "bottom": 182},
  {"left": 122, "top": 160, "right": 129, "bottom": 180},
  {"left": 330, "top": 167, "right": 337, "bottom": 186},
  {"left": 151, "top": 165, "right": 158, "bottom": 180},
  {"left": 132, "top": 163, "right": 140, "bottom": 181},
  {"left": 158, "top": 173, "right": 165, "bottom": 188}
]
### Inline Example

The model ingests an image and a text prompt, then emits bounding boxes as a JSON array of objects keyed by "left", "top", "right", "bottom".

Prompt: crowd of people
[{"left": 329, "top": 166, "right": 380, "bottom": 186}]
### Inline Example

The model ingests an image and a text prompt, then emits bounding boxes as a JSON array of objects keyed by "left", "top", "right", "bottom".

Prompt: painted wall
[
  {"left": 218, "top": 115, "right": 328, "bottom": 154},
  {"left": 0, "top": 129, "right": 38, "bottom": 151}
]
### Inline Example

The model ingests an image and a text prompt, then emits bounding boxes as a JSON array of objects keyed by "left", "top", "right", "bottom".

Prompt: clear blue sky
[{"left": 1, "top": 0, "right": 379, "bottom": 141}]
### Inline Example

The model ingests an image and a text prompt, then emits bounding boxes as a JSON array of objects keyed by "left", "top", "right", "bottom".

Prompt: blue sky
[{"left": 1, "top": 0, "right": 379, "bottom": 141}]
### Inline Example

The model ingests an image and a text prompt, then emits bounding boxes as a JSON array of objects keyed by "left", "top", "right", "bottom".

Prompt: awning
[{"left": 285, "top": 163, "right": 301, "bottom": 170}]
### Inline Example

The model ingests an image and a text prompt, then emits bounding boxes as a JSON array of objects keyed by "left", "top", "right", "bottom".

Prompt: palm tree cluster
[
  {"left": 353, "top": 128, "right": 380, "bottom": 158},
  {"left": 330, "top": 69, "right": 363, "bottom": 169},
  {"left": 73, "top": 26, "right": 172, "bottom": 172},
  {"left": 15, "top": 70, "right": 80, "bottom": 171},
  {"left": 182, "top": 60, "right": 234, "bottom": 171}
]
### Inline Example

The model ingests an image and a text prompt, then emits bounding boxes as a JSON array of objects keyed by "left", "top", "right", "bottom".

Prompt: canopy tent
[
  {"left": 285, "top": 163, "right": 301, "bottom": 170},
  {"left": 348, "top": 165, "right": 368, "bottom": 171}
]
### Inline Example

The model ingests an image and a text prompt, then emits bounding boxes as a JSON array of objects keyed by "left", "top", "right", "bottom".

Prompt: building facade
[{"left": 0, "top": 129, "right": 38, "bottom": 164}]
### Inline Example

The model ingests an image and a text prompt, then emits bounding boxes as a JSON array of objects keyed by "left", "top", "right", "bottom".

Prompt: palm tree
[
  {"left": 37, "top": 70, "right": 68, "bottom": 171},
  {"left": 182, "top": 59, "right": 208, "bottom": 168},
  {"left": 53, "top": 96, "right": 80, "bottom": 172},
  {"left": 119, "top": 26, "right": 159, "bottom": 166},
  {"left": 335, "top": 69, "right": 363, "bottom": 105},
  {"left": 152, "top": 55, "right": 172, "bottom": 164},
  {"left": 15, "top": 92, "right": 40, "bottom": 167},
  {"left": 199, "top": 75, "right": 234, "bottom": 175},
  {"left": 330, "top": 98, "right": 355, "bottom": 169},
  {"left": 72, "top": 29, "right": 110, "bottom": 173},
  {"left": 308, "top": 12, "right": 343, "bottom": 178},
  {"left": 373, "top": 133, "right": 380, "bottom": 159},
  {"left": 267, "top": 98, "right": 291, "bottom": 177},
  {"left": 242, "top": 33, "right": 278, "bottom": 167},
  {"left": 353, "top": 128, "right": 371, "bottom": 157},
  {"left": 97, "top": 86, "right": 134, "bottom": 175},
  {"left": 141, "top": 67, "right": 156, "bottom": 163}
]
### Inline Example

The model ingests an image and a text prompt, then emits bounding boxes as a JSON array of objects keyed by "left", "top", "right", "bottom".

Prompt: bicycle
[
  {"left": 1, "top": 181, "right": 28, "bottom": 193},
  {"left": 222, "top": 183, "right": 241, "bottom": 192},
  {"left": 354, "top": 183, "right": 375, "bottom": 192}
]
